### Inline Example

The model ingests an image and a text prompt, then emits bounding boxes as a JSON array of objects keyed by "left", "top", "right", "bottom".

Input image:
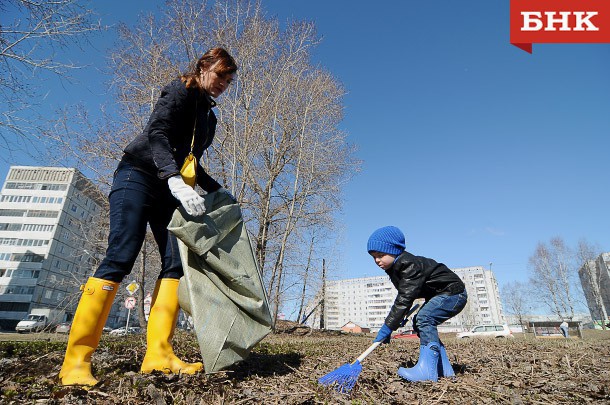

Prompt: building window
[
  {"left": 0, "top": 195, "right": 32, "bottom": 203},
  {"left": 4, "top": 223, "right": 22, "bottom": 231},
  {"left": 13, "top": 270, "right": 40, "bottom": 279},
  {"left": 27, "top": 210, "right": 59, "bottom": 218},
  {"left": 4, "top": 182, "right": 36, "bottom": 190},
  {"left": 0, "top": 285, "right": 35, "bottom": 295},
  {"left": 0, "top": 209, "right": 26, "bottom": 217},
  {"left": 16, "top": 239, "right": 49, "bottom": 247},
  {"left": 21, "top": 224, "right": 54, "bottom": 232},
  {"left": 13, "top": 253, "right": 44, "bottom": 262},
  {"left": 41, "top": 184, "right": 67, "bottom": 191}
]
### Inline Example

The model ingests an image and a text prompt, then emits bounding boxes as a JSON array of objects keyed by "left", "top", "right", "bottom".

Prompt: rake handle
[
  {"left": 353, "top": 303, "right": 421, "bottom": 364},
  {"left": 353, "top": 342, "right": 381, "bottom": 364}
]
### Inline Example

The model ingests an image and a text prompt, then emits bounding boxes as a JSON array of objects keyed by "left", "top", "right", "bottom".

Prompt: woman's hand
[{"left": 167, "top": 175, "right": 206, "bottom": 216}]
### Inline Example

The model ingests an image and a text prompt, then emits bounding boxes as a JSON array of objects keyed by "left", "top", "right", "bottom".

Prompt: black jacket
[
  {"left": 123, "top": 79, "right": 221, "bottom": 192},
  {"left": 384, "top": 252, "right": 465, "bottom": 330}
]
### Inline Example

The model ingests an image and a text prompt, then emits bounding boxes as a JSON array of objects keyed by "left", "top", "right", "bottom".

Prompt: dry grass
[{"left": 0, "top": 328, "right": 609, "bottom": 404}]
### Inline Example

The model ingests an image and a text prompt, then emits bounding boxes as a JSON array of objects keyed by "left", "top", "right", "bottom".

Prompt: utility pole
[{"left": 320, "top": 259, "right": 326, "bottom": 330}]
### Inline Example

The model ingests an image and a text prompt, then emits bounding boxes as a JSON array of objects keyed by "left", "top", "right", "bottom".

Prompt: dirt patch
[{"left": 0, "top": 330, "right": 609, "bottom": 404}]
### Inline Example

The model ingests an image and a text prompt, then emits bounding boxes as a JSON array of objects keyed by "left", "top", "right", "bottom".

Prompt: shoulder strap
[{"left": 190, "top": 99, "right": 197, "bottom": 153}]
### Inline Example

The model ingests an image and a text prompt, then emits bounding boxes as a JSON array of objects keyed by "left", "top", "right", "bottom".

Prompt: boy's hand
[{"left": 374, "top": 324, "right": 392, "bottom": 344}]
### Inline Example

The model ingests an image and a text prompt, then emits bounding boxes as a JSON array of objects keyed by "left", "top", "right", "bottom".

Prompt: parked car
[
  {"left": 102, "top": 326, "right": 113, "bottom": 333},
  {"left": 392, "top": 330, "right": 418, "bottom": 339},
  {"left": 55, "top": 322, "right": 72, "bottom": 334},
  {"left": 109, "top": 326, "right": 141, "bottom": 336},
  {"left": 15, "top": 308, "right": 66, "bottom": 333},
  {"left": 456, "top": 324, "right": 514, "bottom": 339}
]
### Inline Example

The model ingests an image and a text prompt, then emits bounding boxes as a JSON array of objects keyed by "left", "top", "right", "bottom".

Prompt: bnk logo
[
  {"left": 510, "top": 0, "right": 610, "bottom": 53},
  {"left": 521, "top": 11, "right": 599, "bottom": 31}
]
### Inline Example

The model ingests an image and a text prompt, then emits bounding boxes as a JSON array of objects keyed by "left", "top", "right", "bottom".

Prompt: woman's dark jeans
[
  {"left": 413, "top": 290, "right": 468, "bottom": 346},
  {"left": 93, "top": 161, "right": 182, "bottom": 282}
]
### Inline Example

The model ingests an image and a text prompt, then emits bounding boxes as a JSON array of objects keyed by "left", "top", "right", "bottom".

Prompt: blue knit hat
[{"left": 367, "top": 226, "right": 406, "bottom": 256}]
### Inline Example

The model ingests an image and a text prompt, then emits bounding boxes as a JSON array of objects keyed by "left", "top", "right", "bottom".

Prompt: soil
[{"left": 0, "top": 322, "right": 609, "bottom": 404}]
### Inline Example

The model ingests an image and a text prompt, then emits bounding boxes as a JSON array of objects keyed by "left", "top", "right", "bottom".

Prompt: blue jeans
[
  {"left": 93, "top": 161, "right": 182, "bottom": 282},
  {"left": 413, "top": 290, "right": 468, "bottom": 345}
]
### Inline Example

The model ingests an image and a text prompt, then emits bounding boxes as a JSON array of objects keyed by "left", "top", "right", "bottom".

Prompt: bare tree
[
  {"left": 0, "top": 0, "right": 103, "bottom": 155},
  {"left": 295, "top": 233, "right": 317, "bottom": 322},
  {"left": 528, "top": 237, "right": 585, "bottom": 320},
  {"left": 43, "top": 0, "right": 359, "bottom": 322},
  {"left": 576, "top": 239, "right": 606, "bottom": 329},
  {"left": 502, "top": 281, "right": 533, "bottom": 329},
  {"left": 198, "top": 1, "right": 359, "bottom": 317}
]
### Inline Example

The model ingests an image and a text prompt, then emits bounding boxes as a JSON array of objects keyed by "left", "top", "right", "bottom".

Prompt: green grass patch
[{"left": 0, "top": 341, "right": 65, "bottom": 358}]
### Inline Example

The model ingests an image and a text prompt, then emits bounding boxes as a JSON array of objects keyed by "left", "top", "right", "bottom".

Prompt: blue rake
[
  {"left": 318, "top": 304, "right": 421, "bottom": 394},
  {"left": 317, "top": 342, "right": 381, "bottom": 394}
]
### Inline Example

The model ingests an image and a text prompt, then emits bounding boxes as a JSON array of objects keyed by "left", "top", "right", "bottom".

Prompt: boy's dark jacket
[
  {"left": 122, "top": 79, "right": 221, "bottom": 192},
  {"left": 384, "top": 251, "right": 465, "bottom": 330}
]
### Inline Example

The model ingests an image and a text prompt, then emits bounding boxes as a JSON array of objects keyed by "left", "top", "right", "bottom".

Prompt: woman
[{"left": 59, "top": 48, "right": 237, "bottom": 386}]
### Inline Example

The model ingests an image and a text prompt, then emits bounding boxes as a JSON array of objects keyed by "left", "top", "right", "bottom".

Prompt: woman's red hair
[{"left": 181, "top": 47, "right": 237, "bottom": 90}]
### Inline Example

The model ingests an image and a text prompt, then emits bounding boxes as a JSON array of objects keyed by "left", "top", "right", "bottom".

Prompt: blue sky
[{"left": 2, "top": 1, "right": 609, "bottom": 290}]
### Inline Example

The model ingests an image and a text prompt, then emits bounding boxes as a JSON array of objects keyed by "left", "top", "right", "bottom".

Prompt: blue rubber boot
[
  {"left": 397, "top": 342, "right": 439, "bottom": 382},
  {"left": 438, "top": 344, "right": 455, "bottom": 378}
]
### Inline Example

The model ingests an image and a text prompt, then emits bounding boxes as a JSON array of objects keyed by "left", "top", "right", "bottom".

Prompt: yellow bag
[
  {"left": 180, "top": 100, "right": 198, "bottom": 188},
  {"left": 180, "top": 152, "right": 197, "bottom": 187}
]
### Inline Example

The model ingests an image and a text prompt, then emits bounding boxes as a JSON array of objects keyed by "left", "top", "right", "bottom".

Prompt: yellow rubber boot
[
  {"left": 140, "top": 278, "right": 203, "bottom": 374},
  {"left": 59, "top": 277, "right": 118, "bottom": 386}
]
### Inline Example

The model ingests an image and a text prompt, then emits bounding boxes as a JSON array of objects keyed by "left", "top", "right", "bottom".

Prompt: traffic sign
[
  {"left": 126, "top": 281, "right": 139, "bottom": 296},
  {"left": 125, "top": 296, "right": 136, "bottom": 309}
]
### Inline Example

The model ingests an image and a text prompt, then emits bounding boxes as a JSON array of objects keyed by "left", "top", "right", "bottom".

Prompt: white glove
[{"left": 167, "top": 175, "right": 206, "bottom": 216}]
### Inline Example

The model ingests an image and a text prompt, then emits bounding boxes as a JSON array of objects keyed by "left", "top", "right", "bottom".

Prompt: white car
[
  {"left": 456, "top": 324, "right": 514, "bottom": 339},
  {"left": 109, "top": 326, "right": 141, "bottom": 336}
]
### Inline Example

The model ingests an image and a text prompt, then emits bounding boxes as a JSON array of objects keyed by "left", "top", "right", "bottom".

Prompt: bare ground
[{"left": 0, "top": 324, "right": 609, "bottom": 404}]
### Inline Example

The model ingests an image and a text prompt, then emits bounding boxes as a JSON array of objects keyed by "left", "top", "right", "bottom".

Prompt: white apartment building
[
  {"left": 323, "top": 276, "right": 396, "bottom": 331},
  {"left": 448, "top": 266, "right": 506, "bottom": 330},
  {"left": 0, "top": 166, "right": 115, "bottom": 330},
  {"left": 319, "top": 265, "right": 506, "bottom": 332},
  {"left": 578, "top": 252, "right": 610, "bottom": 324}
]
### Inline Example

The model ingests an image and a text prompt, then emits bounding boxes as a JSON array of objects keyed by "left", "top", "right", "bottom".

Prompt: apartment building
[
  {"left": 578, "top": 252, "right": 610, "bottom": 324},
  {"left": 0, "top": 166, "right": 116, "bottom": 330},
  {"left": 323, "top": 275, "right": 396, "bottom": 331},
  {"left": 448, "top": 266, "right": 506, "bottom": 330},
  {"left": 319, "top": 265, "right": 505, "bottom": 332}
]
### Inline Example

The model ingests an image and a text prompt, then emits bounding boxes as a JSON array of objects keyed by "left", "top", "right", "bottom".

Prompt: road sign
[
  {"left": 126, "top": 281, "right": 139, "bottom": 296},
  {"left": 143, "top": 293, "right": 152, "bottom": 321},
  {"left": 125, "top": 296, "right": 136, "bottom": 309}
]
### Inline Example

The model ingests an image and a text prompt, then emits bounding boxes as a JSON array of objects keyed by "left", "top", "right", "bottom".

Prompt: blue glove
[{"left": 374, "top": 324, "right": 393, "bottom": 344}]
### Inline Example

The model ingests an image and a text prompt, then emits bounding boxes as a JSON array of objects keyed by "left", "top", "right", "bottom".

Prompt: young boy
[{"left": 368, "top": 226, "right": 467, "bottom": 382}]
